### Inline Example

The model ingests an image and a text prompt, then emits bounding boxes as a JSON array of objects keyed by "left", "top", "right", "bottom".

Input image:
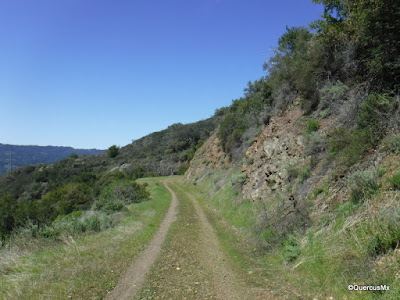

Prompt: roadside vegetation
[{"left": 0, "top": 178, "right": 170, "bottom": 299}]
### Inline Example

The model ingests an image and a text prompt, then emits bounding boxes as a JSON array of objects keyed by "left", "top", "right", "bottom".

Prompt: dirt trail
[
  {"left": 106, "top": 182, "right": 178, "bottom": 300},
  {"left": 179, "top": 185, "right": 275, "bottom": 300},
  {"left": 135, "top": 179, "right": 275, "bottom": 299}
]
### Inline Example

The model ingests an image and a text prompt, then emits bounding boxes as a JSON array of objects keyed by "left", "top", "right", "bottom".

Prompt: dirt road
[
  {"left": 106, "top": 182, "right": 178, "bottom": 300},
  {"left": 108, "top": 179, "right": 275, "bottom": 299}
]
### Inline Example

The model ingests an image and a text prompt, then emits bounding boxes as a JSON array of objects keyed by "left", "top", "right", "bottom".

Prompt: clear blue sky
[{"left": 0, "top": 0, "right": 323, "bottom": 149}]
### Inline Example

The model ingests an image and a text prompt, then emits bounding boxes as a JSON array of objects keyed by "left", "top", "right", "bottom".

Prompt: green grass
[
  {"left": 389, "top": 171, "right": 400, "bottom": 190},
  {"left": 183, "top": 167, "right": 400, "bottom": 299},
  {"left": 0, "top": 178, "right": 171, "bottom": 299},
  {"left": 305, "top": 118, "right": 319, "bottom": 134}
]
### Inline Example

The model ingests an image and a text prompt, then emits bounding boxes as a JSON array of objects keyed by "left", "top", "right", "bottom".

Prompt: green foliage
[
  {"left": 178, "top": 163, "right": 189, "bottom": 175},
  {"left": 230, "top": 173, "right": 247, "bottom": 191},
  {"left": 366, "top": 207, "right": 400, "bottom": 256},
  {"left": 282, "top": 235, "right": 301, "bottom": 262},
  {"left": 389, "top": 172, "right": 400, "bottom": 190},
  {"left": 358, "top": 93, "right": 395, "bottom": 144},
  {"left": 99, "top": 179, "right": 149, "bottom": 204},
  {"left": 348, "top": 169, "right": 381, "bottom": 204},
  {"left": 319, "top": 81, "right": 349, "bottom": 109},
  {"left": 0, "top": 194, "right": 17, "bottom": 239},
  {"left": 305, "top": 119, "right": 319, "bottom": 134},
  {"left": 265, "top": 27, "right": 324, "bottom": 112},
  {"left": 218, "top": 78, "right": 272, "bottom": 160},
  {"left": 383, "top": 134, "right": 400, "bottom": 154},
  {"left": 313, "top": 0, "right": 400, "bottom": 91},
  {"left": 37, "top": 183, "right": 94, "bottom": 224},
  {"left": 69, "top": 153, "right": 79, "bottom": 159},
  {"left": 107, "top": 145, "right": 119, "bottom": 158},
  {"left": 300, "top": 168, "right": 311, "bottom": 183},
  {"left": 51, "top": 211, "right": 115, "bottom": 235},
  {"left": 328, "top": 128, "right": 369, "bottom": 168}
]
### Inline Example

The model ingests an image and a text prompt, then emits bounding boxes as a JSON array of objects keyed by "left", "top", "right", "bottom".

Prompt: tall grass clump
[
  {"left": 305, "top": 118, "right": 319, "bottom": 134},
  {"left": 348, "top": 169, "right": 381, "bottom": 204},
  {"left": 389, "top": 171, "right": 400, "bottom": 190}
]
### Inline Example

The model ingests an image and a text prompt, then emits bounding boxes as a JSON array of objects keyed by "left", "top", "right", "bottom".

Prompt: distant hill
[{"left": 0, "top": 144, "right": 104, "bottom": 174}]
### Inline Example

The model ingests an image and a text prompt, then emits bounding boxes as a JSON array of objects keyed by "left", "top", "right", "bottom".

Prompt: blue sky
[{"left": 0, "top": 0, "right": 323, "bottom": 149}]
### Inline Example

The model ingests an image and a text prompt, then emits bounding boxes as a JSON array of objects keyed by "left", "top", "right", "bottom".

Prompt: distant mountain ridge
[{"left": 0, "top": 144, "right": 104, "bottom": 174}]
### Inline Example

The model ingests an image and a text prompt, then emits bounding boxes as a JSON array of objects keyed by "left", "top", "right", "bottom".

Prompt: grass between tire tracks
[{"left": 0, "top": 178, "right": 171, "bottom": 300}]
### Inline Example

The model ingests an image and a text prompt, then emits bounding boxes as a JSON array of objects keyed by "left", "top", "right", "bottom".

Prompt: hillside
[
  {"left": 183, "top": 0, "right": 400, "bottom": 297},
  {"left": 0, "top": 144, "right": 104, "bottom": 175},
  {"left": 0, "top": 115, "right": 218, "bottom": 240}
]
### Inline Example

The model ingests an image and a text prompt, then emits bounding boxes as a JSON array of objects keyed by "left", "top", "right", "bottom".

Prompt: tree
[
  {"left": 312, "top": 0, "right": 400, "bottom": 91},
  {"left": 107, "top": 145, "right": 119, "bottom": 158},
  {"left": 0, "top": 194, "right": 16, "bottom": 238}
]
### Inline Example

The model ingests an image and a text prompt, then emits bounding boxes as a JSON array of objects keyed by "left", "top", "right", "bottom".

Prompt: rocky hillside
[{"left": 184, "top": 1, "right": 400, "bottom": 296}]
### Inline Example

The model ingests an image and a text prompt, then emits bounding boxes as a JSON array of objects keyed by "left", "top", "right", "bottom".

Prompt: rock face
[
  {"left": 185, "top": 100, "right": 310, "bottom": 206},
  {"left": 241, "top": 103, "right": 306, "bottom": 202},
  {"left": 184, "top": 132, "right": 230, "bottom": 183}
]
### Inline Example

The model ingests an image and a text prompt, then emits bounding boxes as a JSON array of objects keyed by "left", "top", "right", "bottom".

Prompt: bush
[
  {"left": 328, "top": 128, "right": 370, "bottom": 168},
  {"left": 367, "top": 206, "right": 400, "bottom": 256},
  {"left": 389, "top": 172, "right": 400, "bottom": 190},
  {"left": 305, "top": 119, "right": 319, "bottom": 134},
  {"left": 38, "top": 183, "right": 94, "bottom": 223},
  {"left": 383, "top": 134, "right": 400, "bottom": 154},
  {"left": 92, "top": 199, "right": 125, "bottom": 214},
  {"left": 69, "top": 153, "right": 79, "bottom": 159},
  {"left": 230, "top": 173, "right": 247, "bottom": 191},
  {"left": 99, "top": 179, "right": 149, "bottom": 204},
  {"left": 319, "top": 81, "right": 349, "bottom": 109},
  {"left": 358, "top": 94, "right": 395, "bottom": 144},
  {"left": 107, "top": 145, "right": 119, "bottom": 158},
  {"left": 300, "top": 168, "right": 311, "bottom": 183},
  {"left": 348, "top": 169, "right": 381, "bottom": 204},
  {"left": 51, "top": 211, "right": 114, "bottom": 235}
]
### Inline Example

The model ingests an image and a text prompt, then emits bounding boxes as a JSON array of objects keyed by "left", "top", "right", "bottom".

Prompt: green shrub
[
  {"left": 107, "top": 145, "right": 119, "bottom": 158},
  {"left": 230, "top": 173, "right": 247, "bottom": 191},
  {"left": 100, "top": 179, "right": 149, "bottom": 204},
  {"left": 383, "top": 134, "right": 400, "bottom": 154},
  {"left": 367, "top": 206, "right": 400, "bottom": 256},
  {"left": 328, "top": 128, "right": 370, "bottom": 168},
  {"left": 69, "top": 153, "right": 79, "bottom": 159},
  {"left": 305, "top": 119, "right": 319, "bottom": 134},
  {"left": 358, "top": 94, "right": 395, "bottom": 144},
  {"left": 217, "top": 78, "right": 273, "bottom": 160},
  {"left": 282, "top": 235, "right": 301, "bottom": 262},
  {"left": 300, "top": 168, "right": 311, "bottom": 183},
  {"left": 319, "top": 81, "right": 349, "bottom": 109},
  {"left": 389, "top": 172, "right": 400, "bottom": 190},
  {"left": 92, "top": 199, "right": 125, "bottom": 214},
  {"left": 52, "top": 211, "right": 114, "bottom": 235},
  {"left": 178, "top": 163, "right": 189, "bottom": 175},
  {"left": 348, "top": 169, "right": 381, "bottom": 204}
]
